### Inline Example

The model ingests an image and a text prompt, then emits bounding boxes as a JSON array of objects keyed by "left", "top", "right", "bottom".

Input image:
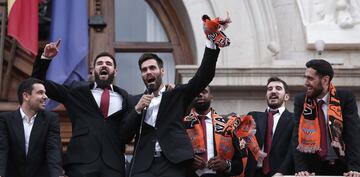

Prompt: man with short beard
[
  {"left": 32, "top": 41, "right": 133, "bottom": 177},
  {"left": 126, "top": 43, "right": 222, "bottom": 177},
  {"left": 293, "top": 59, "right": 360, "bottom": 177},
  {"left": 183, "top": 86, "right": 246, "bottom": 177},
  {"left": 245, "top": 76, "right": 294, "bottom": 177},
  {"left": 0, "top": 78, "right": 62, "bottom": 177}
]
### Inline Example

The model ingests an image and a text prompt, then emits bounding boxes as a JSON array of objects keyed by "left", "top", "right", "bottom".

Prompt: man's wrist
[
  {"left": 41, "top": 53, "right": 52, "bottom": 60},
  {"left": 205, "top": 40, "right": 217, "bottom": 49},
  {"left": 134, "top": 106, "right": 142, "bottom": 114}
]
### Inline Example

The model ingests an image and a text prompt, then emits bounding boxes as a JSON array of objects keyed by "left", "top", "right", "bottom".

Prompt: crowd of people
[{"left": 0, "top": 21, "right": 360, "bottom": 177}]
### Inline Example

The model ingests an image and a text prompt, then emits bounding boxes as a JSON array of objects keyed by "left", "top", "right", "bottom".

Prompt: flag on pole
[
  {"left": 7, "top": 0, "right": 39, "bottom": 56},
  {"left": 46, "top": 0, "right": 89, "bottom": 109}
]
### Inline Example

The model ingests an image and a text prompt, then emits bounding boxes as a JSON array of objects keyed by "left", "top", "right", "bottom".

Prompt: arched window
[{"left": 111, "top": 0, "right": 193, "bottom": 94}]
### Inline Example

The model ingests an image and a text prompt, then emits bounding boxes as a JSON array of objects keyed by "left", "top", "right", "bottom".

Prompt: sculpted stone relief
[
  {"left": 297, "top": 0, "right": 360, "bottom": 49},
  {"left": 311, "top": 0, "right": 360, "bottom": 28}
]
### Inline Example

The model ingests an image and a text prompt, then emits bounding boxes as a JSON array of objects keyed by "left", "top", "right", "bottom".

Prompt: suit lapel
[
  {"left": 86, "top": 83, "right": 104, "bottom": 116},
  {"left": 27, "top": 112, "right": 46, "bottom": 157},
  {"left": 11, "top": 110, "right": 26, "bottom": 157},
  {"left": 155, "top": 91, "right": 168, "bottom": 125},
  {"left": 113, "top": 85, "right": 127, "bottom": 115},
  {"left": 255, "top": 112, "right": 267, "bottom": 148},
  {"left": 271, "top": 109, "right": 290, "bottom": 148}
]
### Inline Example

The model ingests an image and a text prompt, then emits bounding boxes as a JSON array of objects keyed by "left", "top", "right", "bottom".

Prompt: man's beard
[
  {"left": 307, "top": 82, "right": 323, "bottom": 98},
  {"left": 267, "top": 99, "right": 283, "bottom": 109},
  {"left": 193, "top": 101, "right": 210, "bottom": 114},
  {"left": 94, "top": 72, "right": 115, "bottom": 89},
  {"left": 143, "top": 74, "right": 162, "bottom": 93},
  {"left": 267, "top": 94, "right": 283, "bottom": 109}
]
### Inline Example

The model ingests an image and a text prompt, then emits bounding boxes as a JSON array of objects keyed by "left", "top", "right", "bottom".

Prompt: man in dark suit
[
  {"left": 293, "top": 59, "right": 360, "bottom": 176},
  {"left": 126, "top": 42, "right": 222, "bottom": 177},
  {"left": 184, "top": 86, "right": 245, "bottom": 177},
  {"left": 32, "top": 41, "right": 133, "bottom": 177},
  {"left": 0, "top": 78, "right": 62, "bottom": 177},
  {"left": 245, "top": 76, "right": 294, "bottom": 177}
]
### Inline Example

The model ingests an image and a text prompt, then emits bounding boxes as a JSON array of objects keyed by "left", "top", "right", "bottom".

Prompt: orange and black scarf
[
  {"left": 184, "top": 109, "right": 265, "bottom": 177},
  {"left": 297, "top": 83, "right": 345, "bottom": 156}
]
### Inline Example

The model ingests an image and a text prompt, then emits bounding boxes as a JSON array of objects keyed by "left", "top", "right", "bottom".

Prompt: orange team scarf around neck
[
  {"left": 184, "top": 109, "right": 266, "bottom": 177},
  {"left": 297, "top": 83, "right": 345, "bottom": 156}
]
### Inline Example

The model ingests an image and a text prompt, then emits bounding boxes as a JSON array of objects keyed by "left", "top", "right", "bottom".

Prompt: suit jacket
[
  {"left": 245, "top": 109, "right": 294, "bottom": 177},
  {"left": 32, "top": 58, "right": 133, "bottom": 176},
  {"left": 125, "top": 47, "right": 220, "bottom": 174},
  {"left": 0, "top": 110, "right": 62, "bottom": 177},
  {"left": 293, "top": 90, "right": 360, "bottom": 173}
]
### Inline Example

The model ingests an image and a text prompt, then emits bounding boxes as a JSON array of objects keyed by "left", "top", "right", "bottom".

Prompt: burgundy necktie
[
  {"left": 199, "top": 115, "right": 208, "bottom": 161},
  {"left": 263, "top": 110, "right": 278, "bottom": 175},
  {"left": 317, "top": 100, "right": 328, "bottom": 158},
  {"left": 100, "top": 88, "right": 110, "bottom": 118}
]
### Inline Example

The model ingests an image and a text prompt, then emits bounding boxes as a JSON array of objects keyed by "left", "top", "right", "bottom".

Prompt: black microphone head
[{"left": 147, "top": 83, "right": 156, "bottom": 94}]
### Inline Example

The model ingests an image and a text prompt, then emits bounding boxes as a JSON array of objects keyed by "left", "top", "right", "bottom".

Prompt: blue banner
[{"left": 46, "top": 0, "right": 89, "bottom": 109}]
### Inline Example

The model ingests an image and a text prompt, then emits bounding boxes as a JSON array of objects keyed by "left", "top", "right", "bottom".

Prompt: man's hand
[
  {"left": 295, "top": 171, "right": 315, "bottom": 176},
  {"left": 42, "top": 39, "right": 61, "bottom": 59},
  {"left": 134, "top": 94, "right": 154, "bottom": 113},
  {"left": 207, "top": 156, "right": 228, "bottom": 171},
  {"left": 193, "top": 154, "right": 207, "bottom": 170},
  {"left": 165, "top": 84, "right": 175, "bottom": 91},
  {"left": 344, "top": 171, "right": 360, "bottom": 177}
]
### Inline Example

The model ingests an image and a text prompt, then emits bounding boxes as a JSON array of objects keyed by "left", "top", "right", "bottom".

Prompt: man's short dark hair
[
  {"left": 306, "top": 59, "right": 334, "bottom": 81},
  {"left": 94, "top": 52, "right": 117, "bottom": 68},
  {"left": 138, "top": 53, "right": 164, "bottom": 69},
  {"left": 266, "top": 76, "right": 289, "bottom": 93},
  {"left": 17, "top": 78, "right": 44, "bottom": 105}
]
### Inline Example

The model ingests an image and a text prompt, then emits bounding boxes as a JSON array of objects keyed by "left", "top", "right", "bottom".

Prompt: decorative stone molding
[
  {"left": 297, "top": 0, "right": 360, "bottom": 49},
  {"left": 176, "top": 65, "right": 360, "bottom": 88}
]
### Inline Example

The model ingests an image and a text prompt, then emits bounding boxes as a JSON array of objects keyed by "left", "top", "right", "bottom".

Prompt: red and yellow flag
[{"left": 7, "top": 0, "right": 39, "bottom": 56}]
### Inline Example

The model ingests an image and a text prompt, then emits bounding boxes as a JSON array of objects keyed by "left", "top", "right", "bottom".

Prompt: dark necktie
[
  {"left": 199, "top": 115, "right": 208, "bottom": 161},
  {"left": 317, "top": 100, "right": 328, "bottom": 158},
  {"left": 263, "top": 110, "right": 278, "bottom": 175},
  {"left": 100, "top": 88, "right": 110, "bottom": 118}
]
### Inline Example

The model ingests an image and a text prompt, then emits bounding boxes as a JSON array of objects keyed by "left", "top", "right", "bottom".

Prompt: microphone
[
  {"left": 143, "top": 83, "right": 156, "bottom": 111},
  {"left": 146, "top": 83, "right": 156, "bottom": 95}
]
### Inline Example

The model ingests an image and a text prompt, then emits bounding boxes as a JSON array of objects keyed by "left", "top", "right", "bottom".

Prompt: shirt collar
[
  {"left": 156, "top": 85, "right": 166, "bottom": 97},
  {"left": 205, "top": 111, "right": 212, "bottom": 119},
  {"left": 20, "top": 108, "right": 37, "bottom": 122},
  {"left": 267, "top": 106, "right": 285, "bottom": 115},
  {"left": 317, "top": 93, "right": 329, "bottom": 105},
  {"left": 194, "top": 109, "right": 212, "bottom": 120},
  {"left": 93, "top": 82, "right": 114, "bottom": 91}
]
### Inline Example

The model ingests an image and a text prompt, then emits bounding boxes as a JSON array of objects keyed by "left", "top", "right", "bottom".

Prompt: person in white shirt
[
  {"left": 245, "top": 76, "right": 294, "bottom": 177},
  {"left": 0, "top": 78, "right": 62, "bottom": 177},
  {"left": 184, "top": 86, "right": 245, "bottom": 177}
]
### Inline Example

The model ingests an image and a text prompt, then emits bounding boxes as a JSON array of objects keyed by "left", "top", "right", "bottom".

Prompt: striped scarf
[
  {"left": 184, "top": 109, "right": 265, "bottom": 177},
  {"left": 297, "top": 83, "right": 345, "bottom": 156}
]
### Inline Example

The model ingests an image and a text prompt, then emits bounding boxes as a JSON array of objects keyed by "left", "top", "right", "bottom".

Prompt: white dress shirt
[
  {"left": 92, "top": 83, "right": 123, "bottom": 116},
  {"left": 317, "top": 93, "right": 329, "bottom": 122},
  {"left": 268, "top": 106, "right": 285, "bottom": 135},
  {"left": 20, "top": 108, "right": 37, "bottom": 155},
  {"left": 144, "top": 85, "right": 166, "bottom": 152}
]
